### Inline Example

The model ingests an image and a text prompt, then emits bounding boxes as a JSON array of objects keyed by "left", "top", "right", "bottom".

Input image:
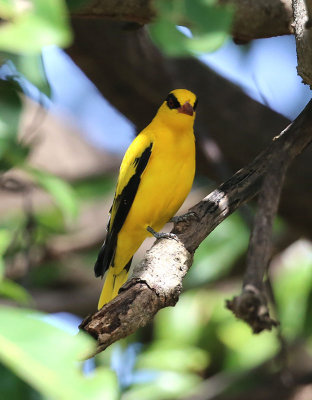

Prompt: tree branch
[
  {"left": 72, "top": 0, "right": 293, "bottom": 40},
  {"left": 226, "top": 152, "right": 290, "bottom": 332},
  {"left": 80, "top": 99, "right": 312, "bottom": 354},
  {"left": 292, "top": 0, "right": 312, "bottom": 86},
  {"left": 220, "top": 0, "right": 293, "bottom": 42},
  {"left": 72, "top": 0, "right": 154, "bottom": 24}
]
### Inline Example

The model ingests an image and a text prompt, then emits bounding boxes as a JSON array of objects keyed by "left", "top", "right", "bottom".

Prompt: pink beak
[{"left": 178, "top": 101, "right": 194, "bottom": 116}]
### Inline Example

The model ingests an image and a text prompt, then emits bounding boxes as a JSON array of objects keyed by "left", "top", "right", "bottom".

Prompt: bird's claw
[{"left": 147, "top": 226, "right": 178, "bottom": 241}]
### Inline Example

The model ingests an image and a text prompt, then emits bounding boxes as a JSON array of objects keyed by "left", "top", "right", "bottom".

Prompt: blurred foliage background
[{"left": 1, "top": 1, "right": 312, "bottom": 400}]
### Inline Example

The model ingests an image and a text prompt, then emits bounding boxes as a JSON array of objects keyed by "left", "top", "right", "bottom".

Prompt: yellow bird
[{"left": 95, "top": 89, "right": 198, "bottom": 309}]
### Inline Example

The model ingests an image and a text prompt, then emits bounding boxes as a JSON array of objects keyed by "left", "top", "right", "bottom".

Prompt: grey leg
[{"left": 147, "top": 226, "right": 178, "bottom": 241}]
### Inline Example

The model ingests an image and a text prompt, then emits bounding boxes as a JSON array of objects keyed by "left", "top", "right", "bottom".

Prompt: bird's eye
[
  {"left": 166, "top": 94, "right": 180, "bottom": 109},
  {"left": 168, "top": 98, "right": 175, "bottom": 108},
  {"left": 193, "top": 98, "right": 198, "bottom": 110}
]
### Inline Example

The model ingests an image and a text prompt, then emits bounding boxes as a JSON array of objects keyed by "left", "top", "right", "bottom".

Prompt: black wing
[{"left": 94, "top": 142, "right": 153, "bottom": 277}]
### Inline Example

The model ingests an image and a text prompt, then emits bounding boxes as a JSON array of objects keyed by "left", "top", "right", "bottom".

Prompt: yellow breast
[{"left": 125, "top": 123, "right": 195, "bottom": 233}]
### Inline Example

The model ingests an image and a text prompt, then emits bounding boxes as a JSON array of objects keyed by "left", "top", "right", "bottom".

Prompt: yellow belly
[{"left": 114, "top": 128, "right": 195, "bottom": 272}]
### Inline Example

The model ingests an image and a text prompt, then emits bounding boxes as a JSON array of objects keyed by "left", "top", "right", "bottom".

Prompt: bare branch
[
  {"left": 72, "top": 0, "right": 293, "bottom": 40},
  {"left": 244, "top": 158, "right": 289, "bottom": 290},
  {"left": 220, "top": 0, "right": 293, "bottom": 41},
  {"left": 293, "top": 0, "right": 312, "bottom": 86},
  {"left": 80, "top": 99, "right": 312, "bottom": 354},
  {"left": 226, "top": 147, "right": 292, "bottom": 332}
]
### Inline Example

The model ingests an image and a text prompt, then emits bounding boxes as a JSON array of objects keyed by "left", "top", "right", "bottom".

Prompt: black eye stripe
[
  {"left": 166, "top": 93, "right": 181, "bottom": 109},
  {"left": 193, "top": 97, "right": 198, "bottom": 110}
]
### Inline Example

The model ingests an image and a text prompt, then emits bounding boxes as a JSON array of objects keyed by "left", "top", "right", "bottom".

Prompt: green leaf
[
  {"left": 274, "top": 241, "right": 312, "bottom": 340},
  {"left": 0, "top": 280, "right": 32, "bottom": 305},
  {"left": 0, "top": 229, "right": 13, "bottom": 280},
  {"left": 0, "top": 79, "right": 28, "bottom": 171},
  {"left": 217, "top": 320, "right": 279, "bottom": 371},
  {"left": 35, "top": 208, "right": 66, "bottom": 236},
  {"left": 136, "top": 341, "right": 209, "bottom": 373},
  {"left": 149, "top": 0, "right": 233, "bottom": 57},
  {"left": 0, "top": 259, "right": 5, "bottom": 281},
  {"left": 0, "top": 0, "right": 15, "bottom": 19},
  {"left": 0, "top": 363, "right": 42, "bottom": 400},
  {"left": 154, "top": 290, "right": 217, "bottom": 346},
  {"left": 0, "top": 79, "right": 22, "bottom": 139},
  {"left": 149, "top": 20, "right": 189, "bottom": 57},
  {"left": 0, "top": 307, "right": 119, "bottom": 400},
  {"left": 26, "top": 167, "right": 78, "bottom": 223},
  {"left": 0, "top": 140, "right": 29, "bottom": 172},
  {"left": 186, "top": 213, "right": 249, "bottom": 287},
  {"left": 0, "top": 0, "right": 73, "bottom": 53},
  {"left": 123, "top": 371, "right": 200, "bottom": 400},
  {"left": 5, "top": 54, "right": 51, "bottom": 97},
  {"left": 73, "top": 175, "right": 115, "bottom": 200}
]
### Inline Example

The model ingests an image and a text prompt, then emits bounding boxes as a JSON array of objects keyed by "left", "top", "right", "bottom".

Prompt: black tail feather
[{"left": 94, "top": 245, "right": 107, "bottom": 277}]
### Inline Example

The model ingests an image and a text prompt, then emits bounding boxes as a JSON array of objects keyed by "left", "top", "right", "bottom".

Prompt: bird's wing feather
[{"left": 94, "top": 134, "right": 153, "bottom": 277}]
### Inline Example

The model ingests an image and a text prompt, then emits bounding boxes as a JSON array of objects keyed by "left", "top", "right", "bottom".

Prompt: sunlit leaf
[
  {"left": 149, "top": 0, "right": 233, "bottom": 57},
  {"left": 136, "top": 342, "right": 209, "bottom": 373},
  {"left": 154, "top": 290, "right": 217, "bottom": 346},
  {"left": 149, "top": 21, "right": 189, "bottom": 57},
  {"left": 186, "top": 213, "right": 249, "bottom": 287},
  {"left": 0, "top": 307, "right": 119, "bottom": 400},
  {"left": 274, "top": 240, "right": 312, "bottom": 340},
  {"left": 0, "top": 0, "right": 15, "bottom": 18},
  {"left": 0, "top": 0, "right": 72, "bottom": 53},
  {"left": 34, "top": 209, "right": 66, "bottom": 236},
  {"left": 0, "top": 280, "right": 32, "bottom": 305},
  {"left": 123, "top": 371, "right": 200, "bottom": 400},
  {"left": 217, "top": 320, "right": 279, "bottom": 371}
]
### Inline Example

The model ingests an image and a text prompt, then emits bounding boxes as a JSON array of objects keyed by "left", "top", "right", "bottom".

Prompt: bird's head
[{"left": 156, "top": 89, "right": 198, "bottom": 130}]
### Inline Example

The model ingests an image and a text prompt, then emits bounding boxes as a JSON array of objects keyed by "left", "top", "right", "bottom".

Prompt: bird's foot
[
  {"left": 170, "top": 211, "right": 199, "bottom": 224},
  {"left": 147, "top": 226, "right": 178, "bottom": 241}
]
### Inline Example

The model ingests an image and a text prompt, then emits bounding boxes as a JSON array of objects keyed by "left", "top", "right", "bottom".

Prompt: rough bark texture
[
  {"left": 80, "top": 100, "right": 312, "bottom": 353},
  {"left": 292, "top": 0, "right": 312, "bottom": 86},
  {"left": 81, "top": 240, "right": 192, "bottom": 353},
  {"left": 72, "top": 0, "right": 293, "bottom": 40}
]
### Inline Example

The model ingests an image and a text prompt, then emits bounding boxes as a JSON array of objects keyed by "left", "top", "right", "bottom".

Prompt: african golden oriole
[{"left": 95, "top": 89, "right": 197, "bottom": 309}]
